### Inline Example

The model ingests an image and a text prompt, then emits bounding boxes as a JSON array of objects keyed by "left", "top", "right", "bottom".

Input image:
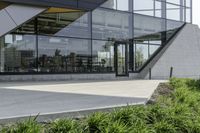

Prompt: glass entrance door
[{"left": 114, "top": 42, "right": 128, "bottom": 76}]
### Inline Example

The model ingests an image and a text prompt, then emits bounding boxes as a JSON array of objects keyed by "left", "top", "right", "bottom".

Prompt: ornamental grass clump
[
  {"left": 85, "top": 112, "right": 109, "bottom": 133},
  {"left": 47, "top": 119, "right": 79, "bottom": 133},
  {"left": 0, "top": 118, "right": 42, "bottom": 133}
]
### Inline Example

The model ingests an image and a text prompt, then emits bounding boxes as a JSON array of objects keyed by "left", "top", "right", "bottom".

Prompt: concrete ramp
[
  {"left": 0, "top": 4, "right": 46, "bottom": 37},
  {"left": 139, "top": 24, "right": 200, "bottom": 79}
]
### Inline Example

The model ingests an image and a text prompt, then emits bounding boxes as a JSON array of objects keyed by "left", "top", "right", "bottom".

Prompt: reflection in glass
[
  {"left": 166, "top": 0, "right": 180, "bottom": 5},
  {"left": 92, "top": 8, "right": 132, "bottom": 40},
  {"left": 135, "top": 44, "right": 148, "bottom": 70},
  {"left": 166, "top": 4, "right": 181, "bottom": 21},
  {"left": 0, "top": 34, "right": 37, "bottom": 72},
  {"left": 101, "top": 0, "right": 130, "bottom": 11},
  {"left": 37, "top": 11, "right": 86, "bottom": 36},
  {"left": 134, "top": 0, "right": 154, "bottom": 16},
  {"left": 155, "top": 1, "right": 162, "bottom": 17},
  {"left": 167, "top": 20, "right": 184, "bottom": 40},
  {"left": 55, "top": 12, "right": 91, "bottom": 38},
  {"left": 38, "top": 36, "right": 92, "bottom": 73},
  {"left": 92, "top": 40, "right": 114, "bottom": 72},
  {"left": 116, "top": 44, "right": 127, "bottom": 75},
  {"left": 149, "top": 45, "right": 160, "bottom": 56},
  {"left": 186, "top": 0, "right": 191, "bottom": 7},
  {"left": 186, "top": 7, "right": 191, "bottom": 23},
  {"left": 134, "top": 14, "right": 166, "bottom": 43}
]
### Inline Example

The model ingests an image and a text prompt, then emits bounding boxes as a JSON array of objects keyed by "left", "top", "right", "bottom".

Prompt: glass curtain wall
[{"left": 0, "top": 0, "right": 192, "bottom": 74}]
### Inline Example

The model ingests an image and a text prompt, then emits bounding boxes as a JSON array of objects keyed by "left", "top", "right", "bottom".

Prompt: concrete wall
[{"left": 138, "top": 24, "right": 200, "bottom": 79}]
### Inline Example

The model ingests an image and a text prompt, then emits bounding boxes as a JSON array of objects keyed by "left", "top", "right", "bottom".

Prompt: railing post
[
  {"left": 170, "top": 67, "right": 173, "bottom": 78},
  {"left": 149, "top": 68, "right": 152, "bottom": 80}
]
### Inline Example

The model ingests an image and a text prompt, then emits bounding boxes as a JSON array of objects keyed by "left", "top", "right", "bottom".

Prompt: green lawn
[{"left": 1, "top": 78, "right": 200, "bottom": 133}]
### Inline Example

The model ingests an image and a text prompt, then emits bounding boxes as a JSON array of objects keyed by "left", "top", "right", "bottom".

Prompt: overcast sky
[{"left": 193, "top": 0, "right": 200, "bottom": 27}]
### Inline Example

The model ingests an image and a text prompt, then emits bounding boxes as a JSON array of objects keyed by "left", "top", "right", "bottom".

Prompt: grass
[{"left": 1, "top": 78, "right": 200, "bottom": 133}]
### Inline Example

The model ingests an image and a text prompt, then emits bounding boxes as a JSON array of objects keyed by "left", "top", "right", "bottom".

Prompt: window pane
[
  {"left": 134, "top": 14, "right": 166, "bottom": 43},
  {"left": 135, "top": 44, "right": 149, "bottom": 70},
  {"left": 186, "top": 7, "right": 191, "bottom": 23},
  {"left": 101, "top": 0, "right": 116, "bottom": 9},
  {"left": 92, "top": 40, "right": 114, "bottom": 72},
  {"left": 117, "top": 0, "right": 130, "bottom": 11},
  {"left": 92, "top": 8, "right": 132, "bottom": 40},
  {"left": 166, "top": 4, "right": 181, "bottom": 21},
  {"left": 37, "top": 11, "right": 89, "bottom": 38},
  {"left": 186, "top": 0, "right": 191, "bottom": 7},
  {"left": 56, "top": 12, "right": 91, "bottom": 39},
  {"left": 134, "top": 0, "right": 154, "bottom": 16},
  {"left": 155, "top": 1, "right": 162, "bottom": 17},
  {"left": 38, "top": 36, "right": 92, "bottom": 73},
  {"left": 166, "top": 0, "right": 180, "bottom": 5},
  {"left": 149, "top": 45, "right": 160, "bottom": 56},
  {"left": 0, "top": 34, "right": 37, "bottom": 73},
  {"left": 101, "top": 0, "right": 130, "bottom": 11},
  {"left": 167, "top": 20, "right": 184, "bottom": 39}
]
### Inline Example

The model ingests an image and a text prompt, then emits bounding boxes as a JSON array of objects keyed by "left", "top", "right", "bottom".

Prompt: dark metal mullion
[
  {"left": 114, "top": 43, "right": 118, "bottom": 75},
  {"left": 190, "top": 0, "right": 192, "bottom": 23},
  {"left": 134, "top": 41, "right": 137, "bottom": 71},
  {"left": 129, "top": 0, "right": 134, "bottom": 72},
  {"left": 154, "top": 0, "right": 156, "bottom": 17},
  {"left": 132, "top": 0, "right": 135, "bottom": 72},
  {"left": 34, "top": 18, "right": 39, "bottom": 73},
  {"left": 148, "top": 40, "right": 150, "bottom": 58},
  {"left": 180, "top": 0, "right": 184, "bottom": 21},
  {"left": 125, "top": 42, "right": 129, "bottom": 76},
  {"left": 184, "top": 0, "right": 186, "bottom": 22},
  {"left": 89, "top": 11, "right": 93, "bottom": 72}
]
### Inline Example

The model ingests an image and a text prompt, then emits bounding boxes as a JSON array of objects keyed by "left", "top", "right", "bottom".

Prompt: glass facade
[{"left": 0, "top": 0, "right": 192, "bottom": 75}]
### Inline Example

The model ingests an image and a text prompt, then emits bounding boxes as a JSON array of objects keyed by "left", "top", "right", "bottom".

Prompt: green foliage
[
  {"left": 47, "top": 119, "right": 79, "bottom": 133},
  {"left": 85, "top": 112, "right": 109, "bottom": 133},
  {"left": 103, "top": 121, "right": 129, "bottom": 133},
  {"left": 2, "top": 78, "right": 200, "bottom": 133},
  {"left": 0, "top": 118, "right": 42, "bottom": 133}
]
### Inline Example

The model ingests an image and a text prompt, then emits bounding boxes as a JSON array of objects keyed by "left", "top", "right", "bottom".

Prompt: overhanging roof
[{"left": 0, "top": 0, "right": 107, "bottom": 10}]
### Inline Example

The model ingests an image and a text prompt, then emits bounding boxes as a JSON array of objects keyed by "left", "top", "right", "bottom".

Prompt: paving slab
[{"left": 0, "top": 80, "right": 166, "bottom": 123}]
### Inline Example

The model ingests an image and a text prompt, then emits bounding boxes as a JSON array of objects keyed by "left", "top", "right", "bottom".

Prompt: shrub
[
  {"left": 103, "top": 121, "right": 129, "bottom": 133},
  {"left": 169, "top": 78, "right": 191, "bottom": 89},
  {"left": 153, "top": 120, "right": 177, "bottom": 133},
  {"left": 110, "top": 107, "right": 135, "bottom": 125},
  {"left": 85, "top": 112, "right": 109, "bottom": 133},
  {"left": 47, "top": 119, "right": 79, "bottom": 133},
  {"left": 1, "top": 118, "right": 42, "bottom": 133}
]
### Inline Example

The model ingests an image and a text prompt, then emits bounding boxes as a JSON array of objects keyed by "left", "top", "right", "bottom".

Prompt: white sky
[{"left": 193, "top": 0, "right": 200, "bottom": 27}]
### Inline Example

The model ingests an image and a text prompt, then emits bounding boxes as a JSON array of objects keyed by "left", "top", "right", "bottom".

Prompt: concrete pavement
[{"left": 0, "top": 80, "right": 166, "bottom": 123}]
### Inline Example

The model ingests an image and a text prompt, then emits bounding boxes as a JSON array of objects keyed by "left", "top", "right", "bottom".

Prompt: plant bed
[{"left": 1, "top": 78, "right": 200, "bottom": 133}]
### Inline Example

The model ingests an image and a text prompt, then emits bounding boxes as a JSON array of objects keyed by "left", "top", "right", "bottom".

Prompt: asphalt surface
[
  {"left": 0, "top": 88, "right": 147, "bottom": 120},
  {"left": 0, "top": 80, "right": 164, "bottom": 123}
]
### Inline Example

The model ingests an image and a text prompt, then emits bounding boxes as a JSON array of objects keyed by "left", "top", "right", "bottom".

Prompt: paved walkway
[{"left": 0, "top": 80, "right": 166, "bottom": 123}]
